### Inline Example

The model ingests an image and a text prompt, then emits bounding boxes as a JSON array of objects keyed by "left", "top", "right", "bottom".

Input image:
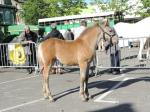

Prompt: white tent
[{"left": 113, "top": 17, "right": 150, "bottom": 47}]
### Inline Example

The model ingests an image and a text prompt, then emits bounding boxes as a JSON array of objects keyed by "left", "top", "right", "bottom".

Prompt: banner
[{"left": 9, "top": 44, "right": 26, "bottom": 65}]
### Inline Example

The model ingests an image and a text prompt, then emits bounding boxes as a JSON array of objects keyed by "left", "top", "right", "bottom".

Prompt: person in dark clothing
[
  {"left": 0, "top": 26, "right": 4, "bottom": 43},
  {"left": 44, "top": 23, "right": 64, "bottom": 74},
  {"left": 18, "top": 26, "right": 38, "bottom": 74},
  {"left": 64, "top": 29, "right": 74, "bottom": 40},
  {"left": 44, "top": 23, "right": 64, "bottom": 40},
  {"left": 0, "top": 27, "right": 5, "bottom": 66},
  {"left": 37, "top": 28, "right": 45, "bottom": 43},
  {"left": 19, "top": 26, "right": 37, "bottom": 42}
]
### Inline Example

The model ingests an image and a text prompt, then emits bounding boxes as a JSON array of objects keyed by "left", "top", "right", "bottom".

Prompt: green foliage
[
  {"left": 22, "top": 0, "right": 86, "bottom": 24},
  {"left": 22, "top": 0, "right": 49, "bottom": 24},
  {"left": 91, "top": 0, "right": 129, "bottom": 12},
  {"left": 138, "top": 0, "right": 150, "bottom": 17},
  {"left": 91, "top": 0, "right": 150, "bottom": 18}
]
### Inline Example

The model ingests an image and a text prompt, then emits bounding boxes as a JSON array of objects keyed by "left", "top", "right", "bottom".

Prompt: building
[
  {"left": 0, "top": 0, "right": 25, "bottom": 26},
  {"left": 11, "top": 0, "right": 25, "bottom": 24},
  {"left": 0, "top": 0, "right": 25, "bottom": 35},
  {"left": 0, "top": 0, "right": 16, "bottom": 26}
]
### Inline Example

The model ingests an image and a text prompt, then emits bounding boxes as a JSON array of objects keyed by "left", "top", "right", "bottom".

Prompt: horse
[
  {"left": 97, "top": 19, "right": 119, "bottom": 51},
  {"left": 113, "top": 17, "right": 150, "bottom": 60},
  {"left": 38, "top": 23, "right": 106, "bottom": 102}
]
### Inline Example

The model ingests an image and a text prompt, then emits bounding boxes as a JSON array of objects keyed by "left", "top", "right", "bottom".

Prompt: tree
[
  {"left": 91, "top": 0, "right": 129, "bottom": 12},
  {"left": 137, "top": 0, "right": 150, "bottom": 17},
  {"left": 22, "top": 0, "right": 86, "bottom": 24},
  {"left": 22, "top": 0, "right": 49, "bottom": 24},
  {"left": 91, "top": 0, "right": 150, "bottom": 18}
]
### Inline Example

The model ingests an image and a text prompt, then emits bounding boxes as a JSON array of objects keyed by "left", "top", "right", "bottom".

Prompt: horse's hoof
[
  {"left": 44, "top": 96, "right": 49, "bottom": 99},
  {"left": 49, "top": 98, "right": 55, "bottom": 102},
  {"left": 82, "top": 98, "right": 88, "bottom": 102},
  {"left": 88, "top": 95, "right": 93, "bottom": 100},
  {"left": 80, "top": 94, "right": 88, "bottom": 102},
  {"left": 44, "top": 96, "right": 48, "bottom": 100},
  {"left": 81, "top": 96, "right": 88, "bottom": 102}
]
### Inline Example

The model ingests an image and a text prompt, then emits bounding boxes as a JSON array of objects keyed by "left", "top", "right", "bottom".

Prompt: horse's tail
[{"left": 38, "top": 43, "right": 44, "bottom": 74}]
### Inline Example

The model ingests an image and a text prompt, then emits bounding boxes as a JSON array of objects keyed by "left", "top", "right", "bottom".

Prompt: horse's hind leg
[
  {"left": 84, "top": 65, "right": 92, "bottom": 99},
  {"left": 146, "top": 48, "right": 150, "bottom": 59},
  {"left": 38, "top": 58, "right": 47, "bottom": 99},
  {"left": 138, "top": 38, "right": 146, "bottom": 60},
  {"left": 43, "top": 64, "right": 54, "bottom": 102},
  {"left": 79, "top": 62, "right": 90, "bottom": 101}
]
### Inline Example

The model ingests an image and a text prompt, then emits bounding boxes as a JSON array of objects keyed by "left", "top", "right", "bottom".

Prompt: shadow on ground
[
  {"left": 53, "top": 76, "right": 150, "bottom": 101},
  {"left": 88, "top": 103, "right": 135, "bottom": 112}
]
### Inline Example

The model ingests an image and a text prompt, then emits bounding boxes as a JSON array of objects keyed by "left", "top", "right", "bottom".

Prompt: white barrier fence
[
  {"left": 96, "top": 37, "right": 150, "bottom": 73},
  {"left": 0, "top": 37, "right": 150, "bottom": 75}
]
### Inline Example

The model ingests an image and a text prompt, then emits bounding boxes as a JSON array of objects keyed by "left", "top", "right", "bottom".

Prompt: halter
[{"left": 100, "top": 25, "right": 116, "bottom": 46}]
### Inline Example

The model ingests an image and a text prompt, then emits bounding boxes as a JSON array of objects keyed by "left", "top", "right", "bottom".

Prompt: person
[
  {"left": 44, "top": 23, "right": 64, "bottom": 74},
  {"left": 19, "top": 26, "right": 38, "bottom": 42},
  {"left": 37, "top": 28, "right": 45, "bottom": 43},
  {"left": 0, "top": 27, "right": 5, "bottom": 66},
  {"left": 18, "top": 26, "right": 38, "bottom": 74},
  {"left": 73, "top": 20, "right": 87, "bottom": 40},
  {"left": 0, "top": 26, "right": 4, "bottom": 43},
  {"left": 104, "top": 19, "right": 120, "bottom": 75},
  {"left": 44, "top": 23, "right": 64, "bottom": 40},
  {"left": 64, "top": 29, "right": 74, "bottom": 40},
  {"left": 105, "top": 35, "right": 120, "bottom": 75}
]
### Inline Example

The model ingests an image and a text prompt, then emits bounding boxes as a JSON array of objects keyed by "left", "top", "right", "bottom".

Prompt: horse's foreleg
[
  {"left": 43, "top": 65, "right": 54, "bottom": 102},
  {"left": 79, "top": 62, "right": 89, "bottom": 101}
]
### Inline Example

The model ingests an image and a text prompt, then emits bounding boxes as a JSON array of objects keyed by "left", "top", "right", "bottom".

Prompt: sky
[
  {"left": 84, "top": 0, "right": 110, "bottom": 4},
  {"left": 84, "top": 0, "right": 91, "bottom": 4}
]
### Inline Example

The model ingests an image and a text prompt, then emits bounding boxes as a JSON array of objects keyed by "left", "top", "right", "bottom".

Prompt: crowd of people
[{"left": 0, "top": 20, "right": 121, "bottom": 75}]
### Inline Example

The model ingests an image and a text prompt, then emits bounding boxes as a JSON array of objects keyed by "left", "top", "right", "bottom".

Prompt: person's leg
[
  {"left": 57, "top": 60, "right": 63, "bottom": 74},
  {"left": 27, "top": 54, "right": 33, "bottom": 74},
  {"left": 27, "top": 44, "right": 34, "bottom": 74},
  {"left": 110, "top": 53, "right": 115, "bottom": 73},
  {"left": 114, "top": 50, "right": 120, "bottom": 74}
]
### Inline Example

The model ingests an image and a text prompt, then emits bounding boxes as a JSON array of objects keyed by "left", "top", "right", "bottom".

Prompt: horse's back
[
  {"left": 38, "top": 38, "right": 79, "bottom": 65},
  {"left": 54, "top": 39, "right": 80, "bottom": 65},
  {"left": 114, "top": 17, "right": 150, "bottom": 38}
]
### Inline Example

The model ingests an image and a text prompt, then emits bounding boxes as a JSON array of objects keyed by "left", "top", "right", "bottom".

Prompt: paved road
[{"left": 0, "top": 68, "right": 150, "bottom": 112}]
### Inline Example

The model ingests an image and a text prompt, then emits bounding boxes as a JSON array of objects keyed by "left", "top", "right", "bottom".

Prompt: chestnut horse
[{"left": 38, "top": 23, "right": 104, "bottom": 102}]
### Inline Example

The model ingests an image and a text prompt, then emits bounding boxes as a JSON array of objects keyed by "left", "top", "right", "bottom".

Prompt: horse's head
[
  {"left": 93, "top": 22, "right": 106, "bottom": 37},
  {"left": 90, "top": 22, "right": 107, "bottom": 47},
  {"left": 95, "top": 21, "right": 119, "bottom": 52}
]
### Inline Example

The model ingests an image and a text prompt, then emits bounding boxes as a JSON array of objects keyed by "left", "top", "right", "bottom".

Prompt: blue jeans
[{"left": 110, "top": 50, "right": 120, "bottom": 72}]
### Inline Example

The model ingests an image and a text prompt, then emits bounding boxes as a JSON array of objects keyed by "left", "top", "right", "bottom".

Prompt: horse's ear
[
  {"left": 94, "top": 22, "right": 100, "bottom": 27},
  {"left": 93, "top": 20, "right": 100, "bottom": 26}
]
